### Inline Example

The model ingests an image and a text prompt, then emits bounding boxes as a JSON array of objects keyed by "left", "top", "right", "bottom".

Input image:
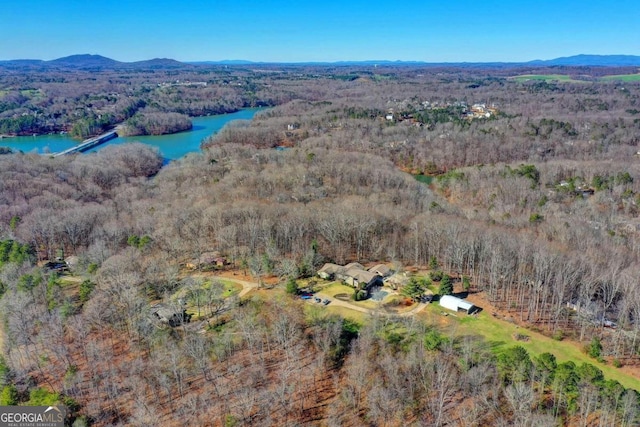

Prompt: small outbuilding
[{"left": 439, "top": 295, "right": 478, "bottom": 314}]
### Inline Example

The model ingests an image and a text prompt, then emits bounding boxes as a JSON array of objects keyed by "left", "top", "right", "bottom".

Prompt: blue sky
[{"left": 3, "top": 0, "right": 639, "bottom": 62}]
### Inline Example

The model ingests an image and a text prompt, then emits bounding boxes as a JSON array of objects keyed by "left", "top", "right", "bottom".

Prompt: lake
[{"left": 0, "top": 108, "right": 265, "bottom": 159}]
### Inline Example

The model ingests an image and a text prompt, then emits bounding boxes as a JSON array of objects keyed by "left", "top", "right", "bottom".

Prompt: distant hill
[
  {"left": 129, "top": 58, "right": 186, "bottom": 68},
  {"left": 527, "top": 54, "right": 640, "bottom": 67},
  {"left": 1, "top": 53, "right": 640, "bottom": 69},
  {"left": 49, "top": 54, "right": 122, "bottom": 68},
  {"left": 0, "top": 55, "right": 190, "bottom": 70}
]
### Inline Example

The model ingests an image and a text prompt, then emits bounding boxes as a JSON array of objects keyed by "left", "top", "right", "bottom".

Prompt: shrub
[
  {"left": 439, "top": 274, "right": 453, "bottom": 296},
  {"left": 586, "top": 336, "right": 603, "bottom": 360},
  {"left": 529, "top": 213, "right": 544, "bottom": 223},
  {"left": 285, "top": 278, "right": 298, "bottom": 295},
  {"left": 0, "top": 385, "right": 18, "bottom": 405},
  {"left": 430, "top": 270, "right": 443, "bottom": 282},
  {"left": 27, "top": 387, "right": 59, "bottom": 406},
  {"left": 462, "top": 276, "right": 471, "bottom": 291}
]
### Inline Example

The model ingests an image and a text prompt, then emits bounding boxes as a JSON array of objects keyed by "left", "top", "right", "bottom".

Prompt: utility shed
[{"left": 439, "top": 295, "right": 478, "bottom": 314}]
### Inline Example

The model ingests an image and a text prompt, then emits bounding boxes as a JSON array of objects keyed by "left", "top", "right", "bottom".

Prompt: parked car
[{"left": 300, "top": 295, "right": 312, "bottom": 300}]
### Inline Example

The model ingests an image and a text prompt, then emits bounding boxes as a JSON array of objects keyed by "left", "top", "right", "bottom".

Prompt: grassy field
[
  {"left": 309, "top": 304, "right": 367, "bottom": 324},
  {"left": 419, "top": 305, "right": 640, "bottom": 391},
  {"left": 319, "top": 282, "right": 355, "bottom": 297},
  {"left": 511, "top": 74, "right": 584, "bottom": 83},
  {"left": 212, "top": 279, "right": 242, "bottom": 297},
  {"left": 511, "top": 73, "right": 640, "bottom": 84},
  {"left": 600, "top": 74, "right": 640, "bottom": 82}
]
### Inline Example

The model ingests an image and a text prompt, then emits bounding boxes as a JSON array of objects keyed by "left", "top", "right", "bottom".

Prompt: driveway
[{"left": 207, "top": 274, "right": 431, "bottom": 318}]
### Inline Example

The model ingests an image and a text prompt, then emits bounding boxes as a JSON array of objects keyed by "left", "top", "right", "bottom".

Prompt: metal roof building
[{"left": 439, "top": 295, "right": 478, "bottom": 314}]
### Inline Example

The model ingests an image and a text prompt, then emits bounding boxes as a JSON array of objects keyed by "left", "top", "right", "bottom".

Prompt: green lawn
[
  {"left": 209, "top": 279, "right": 242, "bottom": 297},
  {"left": 421, "top": 305, "right": 640, "bottom": 391},
  {"left": 320, "top": 282, "right": 355, "bottom": 297},
  {"left": 600, "top": 74, "right": 640, "bottom": 82},
  {"left": 307, "top": 304, "right": 367, "bottom": 324}
]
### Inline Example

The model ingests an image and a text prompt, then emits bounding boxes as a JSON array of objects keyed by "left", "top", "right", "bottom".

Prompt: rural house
[
  {"left": 317, "top": 262, "right": 386, "bottom": 295},
  {"left": 151, "top": 303, "right": 191, "bottom": 327}
]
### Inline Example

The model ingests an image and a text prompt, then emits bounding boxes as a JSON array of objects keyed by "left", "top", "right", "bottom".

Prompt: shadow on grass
[{"left": 488, "top": 340, "right": 507, "bottom": 349}]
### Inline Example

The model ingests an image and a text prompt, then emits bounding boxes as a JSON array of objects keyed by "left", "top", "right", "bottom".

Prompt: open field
[
  {"left": 511, "top": 73, "right": 640, "bottom": 84},
  {"left": 510, "top": 74, "right": 586, "bottom": 83},
  {"left": 305, "top": 303, "right": 368, "bottom": 324},
  {"left": 214, "top": 279, "right": 242, "bottom": 297},
  {"left": 419, "top": 304, "right": 640, "bottom": 391},
  {"left": 601, "top": 73, "right": 640, "bottom": 82}
]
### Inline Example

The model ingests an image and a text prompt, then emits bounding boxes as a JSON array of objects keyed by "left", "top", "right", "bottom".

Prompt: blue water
[
  {"left": 371, "top": 290, "right": 389, "bottom": 301},
  {"left": 0, "top": 108, "right": 265, "bottom": 159}
]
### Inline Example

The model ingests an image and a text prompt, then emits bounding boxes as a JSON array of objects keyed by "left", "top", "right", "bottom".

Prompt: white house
[{"left": 439, "top": 295, "right": 478, "bottom": 314}]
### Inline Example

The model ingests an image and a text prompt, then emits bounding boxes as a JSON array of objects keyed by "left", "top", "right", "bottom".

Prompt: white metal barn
[{"left": 439, "top": 295, "right": 477, "bottom": 314}]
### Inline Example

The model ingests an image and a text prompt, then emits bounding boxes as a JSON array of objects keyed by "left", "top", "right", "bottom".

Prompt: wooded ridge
[{"left": 1, "top": 63, "right": 640, "bottom": 425}]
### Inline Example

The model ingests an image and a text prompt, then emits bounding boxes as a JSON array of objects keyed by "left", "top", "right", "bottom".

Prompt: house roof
[
  {"left": 439, "top": 295, "right": 475, "bottom": 312},
  {"left": 344, "top": 267, "right": 378, "bottom": 284},
  {"left": 318, "top": 263, "right": 344, "bottom": 275},
  {"left": 344, "top": 262, "right": 365, "bottom": 271},
  {"left": 151, "top": 304, "right": 184, "bottom": 320},
  {"left": 368, "top": 264, "right": 391, "bottom": 277},
  {"left": 385, "top": 273, "right": 409, "bottom": 286},
  {"left": 198, "top": 251, "right": 222, "bottom": 264}
]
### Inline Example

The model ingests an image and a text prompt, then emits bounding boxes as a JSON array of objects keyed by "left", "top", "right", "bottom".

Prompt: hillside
[{"left": 1, "top": 64, "right": 640, "bottom": 425}]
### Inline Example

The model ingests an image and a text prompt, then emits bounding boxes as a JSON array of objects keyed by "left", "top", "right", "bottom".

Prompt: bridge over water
[{"left": 53, "top": 130, "right": 118, "bottom": 157}]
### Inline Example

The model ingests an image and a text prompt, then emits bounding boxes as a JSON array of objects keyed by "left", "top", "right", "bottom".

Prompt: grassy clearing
[
  {"left": 211, "top": 279, "right": 242, "bottom": 297},
  {"left": 305, "top": 303, "right": 367, "bottom": 325},
  {"left": 413, "top": 174, "right": 434, "bottom": 185},
  {"left": 510, "top": 74, "right": 583, "bottom": 83},
  {"left": 420, "top": 305, "right": 640, "bottom": 390},
  {"left": 58, "top": 275, "right": 83, "bottom": 286},
  {"left": 600, "top": 74, "right": 640, "bottom": 82},
  {"left": 320, "top": 282, "right": 355, "bottom": 297},
  {"left": 322, "top": 305, "right": 367, "bottom": 324}
]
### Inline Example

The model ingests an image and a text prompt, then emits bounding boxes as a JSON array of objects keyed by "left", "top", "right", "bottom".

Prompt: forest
[{"left": 1, "top": 63, "right": 640, "bottom": 425}]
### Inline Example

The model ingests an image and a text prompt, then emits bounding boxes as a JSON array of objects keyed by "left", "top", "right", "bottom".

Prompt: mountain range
[
  {"left": 0, "top": 54, "right": 187, "bottom": 70},
  {"left": 1, "top": 53, "right": 640, "bottom": 69}
]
